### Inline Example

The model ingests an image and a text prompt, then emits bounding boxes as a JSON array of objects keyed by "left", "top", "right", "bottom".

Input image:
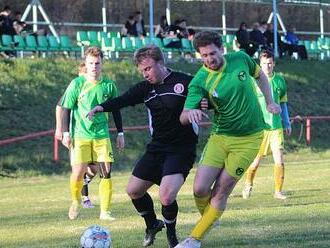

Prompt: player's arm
[
  {"left": 61, "top": 107, "right": 71, "bottom": 149},
  {"left": 255, "top": 70, "right": 281, "bottom": 114},
  {"left": 55, "top": 103, "right": 63, "bottom": 141},
  {"left": 87, "top": 82, "right": 146, "bottom": 119},
  {"left": 112, "top": 110, "right": 125, "bottom": 150}
]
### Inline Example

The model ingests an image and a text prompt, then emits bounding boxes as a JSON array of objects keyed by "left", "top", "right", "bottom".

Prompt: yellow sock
[
  {"left": 70, "top": 177, "right": 83, "bottom": 205},
  {"left": 274, "top": 164, "right": 284, "bottom": 192},
  {"left": 194, "top": 194, "right": 211, "bottom": 215},
  {"left": 99, "top": 178, "right": 112, "bottom": 212},
  {"left": 245, "top": 166, "right": 258, "bottom": 186},
  {"left": 191, "top": 204, "right": 223, "bottom": 240}
]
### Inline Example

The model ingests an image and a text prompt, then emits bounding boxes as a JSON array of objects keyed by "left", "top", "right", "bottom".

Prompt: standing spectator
[
  {"left": 285, "top": 26, "right": 308, "bottom": 60},
  {"left": 242, "top": 50, "right": 291, "bottom": 200},
  {"left": 121, "top": 15, "right": 138, "bottom": 37},
  {"left": 134, "top": 11, "right": 146, "bottom": 38},
  {"left": 259, "top": 21, "right": 268, "bottom": 34},
  {"left": 263, "top": 23, "right": 288, "bottom": 58},
  {"left": 0, "top": 5, "right": 15, "bottom": 35},
  {"left": 235, "top": 22, "right": 257, "bottom": 56}
]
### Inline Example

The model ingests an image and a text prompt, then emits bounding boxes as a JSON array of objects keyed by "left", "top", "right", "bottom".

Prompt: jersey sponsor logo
[
  {"left": 212, "top": 90, "right": 219, "bottom": 98},
  {"left": 174, "top": 83, "right": 184, "bottom": 94},
  {"left": 236, "top": 167, "right": 244, "bottom": 176},
  {"left": 238, "top": 71, "right": 247, "bottom": 81}
]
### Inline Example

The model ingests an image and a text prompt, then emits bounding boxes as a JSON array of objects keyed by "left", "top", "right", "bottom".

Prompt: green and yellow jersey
[
  {"left": 184, "top": 51, "right": 265, "bottom": 136},
  {"left": 61, "top": 75, "right": 118, "bottom": 139},
  {"left": 255, "top": 73, "right": 287, "bottom": 130}
]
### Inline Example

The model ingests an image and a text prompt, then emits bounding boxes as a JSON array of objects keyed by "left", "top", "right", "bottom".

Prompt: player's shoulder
[
  {"left": 225, "top": 50, "right": 248, "bottom": 60},
  {"left": 100, "top": 76, "right": 116, "bottom": 85},
  {"left": 69, "top": 75, "right": 86, "bottom": 89}
]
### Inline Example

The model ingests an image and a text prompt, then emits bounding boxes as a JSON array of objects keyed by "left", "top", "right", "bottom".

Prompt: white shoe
[
  {"left": 99, "top": 211, "right": 116, "bottom": 221},
  {"left": 274, "top": 191, "right": 287, "bottom": 200},
  {"left": 68, "top": 203, "right": 79, "bottom": 220},
  {"left": 242, "top": 185, "right": 253, "bottom": 199},
  {"left": 175, "top": 237, "right": 201, "bottom": 248}
]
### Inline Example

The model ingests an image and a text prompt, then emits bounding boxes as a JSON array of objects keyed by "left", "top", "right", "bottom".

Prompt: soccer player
[
  {"left": 60, "top": 47, "right": 124, "bottom": 220},
  {"left": 87, "top": 45, "right": 198, "bottom": 248},
  {"left": 55, "top": 62, "right": 125, "bottom": 209},
  {"left": 242, "top": 50, "right": 291, "bottom": 200},
  {"left": 176, "top": 31, "right": 281, "bottom": 248}
]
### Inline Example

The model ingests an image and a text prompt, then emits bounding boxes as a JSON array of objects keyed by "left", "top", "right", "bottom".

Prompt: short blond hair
[{"left": 84, "top": 46, "right": 103, "bottom": 60}]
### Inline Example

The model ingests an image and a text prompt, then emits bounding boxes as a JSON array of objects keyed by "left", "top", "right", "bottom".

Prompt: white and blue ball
[{"left": 80, "top": 225, "right": 111, "bottom": 248}]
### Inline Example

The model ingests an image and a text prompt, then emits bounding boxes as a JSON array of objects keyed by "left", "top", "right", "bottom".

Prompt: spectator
[
  {"left": 121, "top": 15, "right": 138, "bottom": 37},
  {"left": 12, "top": 11, "right": 27, "bottom": 35},
  {"left": 249, "top": 22, "right": 267, "bottom": 50},
  {"left": 263, "top": 23, "right": 288, "bottom": 57},
  {"left": 134, "top": 11, "right": 146, "bottom": 38},
  {"left": 155, "top": 15, "right": 169, "bottom": 39},
  {"left": 235, "top": 22, "right": 257, "bottom": 56},
  {"left": 285, "top": 26, "right": 308, "bottom": 60},
  {"left": 168, "top": 19, "right": 189, "bottom": 40},
  {"left": 0, "top": 5, "right": 15, "bottom": 36},
  {"left": 259, "top": 21, "right": 268, "bottom": 34}
]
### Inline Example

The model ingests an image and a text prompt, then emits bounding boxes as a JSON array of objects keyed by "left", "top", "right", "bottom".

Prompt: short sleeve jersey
[
  {"left": 184, "top": 51, "right": 265, "bottom": 136},
  {"left": 61, "top": 76, "right": 118, "bottom": 139},
  {"left": 255, "top": 73, "right": 287, "bottom": 130}
]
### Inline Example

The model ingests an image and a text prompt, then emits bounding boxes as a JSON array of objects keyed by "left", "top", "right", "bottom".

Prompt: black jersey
[{"left": 100, "top": 70, "right": 198, "bottom": 145}]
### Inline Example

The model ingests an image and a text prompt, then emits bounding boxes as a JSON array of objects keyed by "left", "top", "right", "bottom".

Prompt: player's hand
[
  {"left": 285, "top": 126, "right": 292, "bottom": 136},
  {"left": 267, "top": 102, "right": 281, "bottom": 114},
  {"left": 54, "top": 128, "right": 62, "bottom": 140},
  {"left": 187, "top": 109, "right": 203, "bottom": 124},
  {"left": 200, "top": 98, "right": 209, "bottom": 111},
  {"left": 116, "top": 133, "right": 125, "bottom": 151},
  {"left": 87, "top": 105, "right": 104, "bottom": 120},
  {"left": 61, "top": 132, "right": 71, "bottom": 149}
]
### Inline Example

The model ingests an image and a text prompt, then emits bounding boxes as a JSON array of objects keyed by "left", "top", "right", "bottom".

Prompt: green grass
[{"left": 0, "top": 156, "right": 330, "bottom": 248}]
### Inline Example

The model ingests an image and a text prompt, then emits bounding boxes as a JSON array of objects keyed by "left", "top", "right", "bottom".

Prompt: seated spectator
[
  {"left": 121, "top": 15, "right": 138, "bottom": 37},
  {"left": 249, "top": 22, "right": 267, "bottom": 50},
  {"left": 285, "top": 26, "right": 308, "bottom": 60},
  {"left": 259, "top": 21, "right": 268, "bottom": 34},
  {"left": 235, "top": 22, "right": 257, "bottom": 56},
  {"left": 155, "top": 15, "right": 169, "bottom": 39},
  {"left": 263, "top": 23, "right": 288, "bottom": 58},
  {"left": 187, "top": 28, "right": 195, "bottom": 41},
  {"left": 13, "top": 11, "right": 28, "bottom": 35},
  {"left": 134, "top": 11, "right": 146, "bottom": 38}
]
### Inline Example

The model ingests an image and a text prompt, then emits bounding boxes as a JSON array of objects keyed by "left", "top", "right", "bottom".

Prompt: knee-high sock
[
  {"left": 274, "top": 164, "right": 284, "bottom": 192},
  {"left": 245, "top": 166, "right": 258, "bottom": 186},
  {"left": 191, "top": 204, "right": 222, "bottom": 240},
  {"left": 99, "top": 178, "right": 112, "bottom": 212},
  {"left": 162, "top": 201, "right": 178, "bottom": 236},
  {"left": 131, "top": 193, "right": 157, "bottom": 229},
  {"left": 81, "top": 174, "right": 92, "bottom": 197},
  {"left": 194, "top": 194, "right": 211, "bottom": 216},
  {"left": 70, "top": 176, "right": 83, "bottom": 205}
]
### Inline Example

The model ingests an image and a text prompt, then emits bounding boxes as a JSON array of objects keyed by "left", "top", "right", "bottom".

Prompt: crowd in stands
[{"left": 235, "top": 21, "right": 308, "bottom": 60}]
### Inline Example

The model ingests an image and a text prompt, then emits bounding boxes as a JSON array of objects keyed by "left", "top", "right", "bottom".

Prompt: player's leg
[
  {"left": 159, "top": 149, "right": 195, "bottom": 248},
  {"left": 243, "top": 131, "right": 268, "bottom": 199},
  {"left": 93, "top": 138, "right": 115, "bottom": 220},
  {"left": 81, "top": 163, "right": 97, "bottom": 208},
  {"left": 69, "top": 138, "right": 91, "bottom": 220},
  {"left": 271, "top": 129, "right": 286, "bottom": 199},
  {"left": 127, "top": 151, "right": 164, "bottom": 247}
]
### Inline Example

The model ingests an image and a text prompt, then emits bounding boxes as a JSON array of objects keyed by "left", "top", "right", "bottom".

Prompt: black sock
[
  {"left": 81, "top": 175, "right": 91, "bottom": 197},
  {"left": 162, "top": 200, "right": 178, "bottom": 236},
  {"left": 131, "top": 193, "right": 157, "bottom": 229}
]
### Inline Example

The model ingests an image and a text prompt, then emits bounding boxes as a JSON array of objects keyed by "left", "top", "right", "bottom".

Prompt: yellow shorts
[
  {"left": 199, "top": 131, "right": 264, "bottom": 179},
  {"left": 70, "top": 138, "right": 114, "bottom": 166},
  {"left": 257, "top": 129, "right": 284, "bottom": 157}
]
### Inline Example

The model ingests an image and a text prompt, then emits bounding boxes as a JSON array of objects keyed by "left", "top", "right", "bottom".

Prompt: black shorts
[{"left": 132, "top": 143, "right": 196, "bottom": 185}]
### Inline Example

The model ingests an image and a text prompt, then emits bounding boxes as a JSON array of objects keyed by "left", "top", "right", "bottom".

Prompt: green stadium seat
[
  {"left": 37, "top": 35, "right": 49, "bottom": 51},
  {"left": 122, "top": 37, "right": 134, "bottom": 52},
  {"left": 25, "top": 35, "right": 44, "bottom": 52},
  {"left": 181, "top": 38, "right": 193, "bottom": 53},
  {"left": 142, "top": 37, "right": 152, "bottom": 46},
  {"left": 47, "top": 36, "right": 62, "bottom": 52},
  {"left": 77, "top": 31, "right": 90, "bottom": 46},
  {"left": 109, "top": 31, "right": 120, "bottom": 38},
  {"left": 101, "top": 37, "right": 113, "bottom": 58},
  {"left": 87, "top": 31, "right": 100, "bottom": 46},
  {"left": 132, "top": 37, "right": 143, "bottom": 49},
  {"left": 60, "top": 35, "right": 81, "bottom": 57},
  {"left": 1, "top": 34, "right": 15, "bottom": 51},
  {"left": 98, "top": 31, "right": 108, "bottom": 42}
]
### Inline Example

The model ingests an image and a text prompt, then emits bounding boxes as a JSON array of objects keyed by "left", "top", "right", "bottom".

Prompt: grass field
[{"left": 1, "top": 157, "right": 330, "bottom": 248}]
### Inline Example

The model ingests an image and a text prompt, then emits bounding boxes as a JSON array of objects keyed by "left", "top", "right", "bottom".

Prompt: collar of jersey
[
  {"left": 83, "top": 75, "right": 104, "bottom": 84},
  {"left": 159, "top": 68, "right": 172, "bottom": 84},
  {"left": 202, "top": 58, "right": 227, "bottom": 74}
]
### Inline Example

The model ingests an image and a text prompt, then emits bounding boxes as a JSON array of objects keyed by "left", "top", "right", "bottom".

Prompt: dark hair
[
  {"left": 259, "top": 49, "right": 274, "bottom": 61},
  {"left": 133, "top": 45, "right": 164, "bottom": 66},
  {"left": 193, "top": 31, "right": 222, "bottom": 52}
]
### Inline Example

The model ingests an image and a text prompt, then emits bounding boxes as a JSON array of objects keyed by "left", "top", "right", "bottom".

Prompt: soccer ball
[{"left": 80, "top": 225, "right": 111, "bottom": 248}]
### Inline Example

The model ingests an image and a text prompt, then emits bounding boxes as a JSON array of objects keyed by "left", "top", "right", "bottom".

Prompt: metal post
[
  {"left": 149, "top": 0, "right": 154, "bottom": 38},
  {"left": 222, "top": 0, "right": 227, "bottom": 36},
  {"left": 272, "top": 0, "right": 279, "bottom": 58},
  {"left": 166, "top": 0, "right": 171, "bottom": 25},
  {"left": 320, "top": 7, "right": 324, "bottom": 38},
  {"left": 306, "top": 118, "right": 311, "bottom": 145},
  {"left": 32, "top": 2, "right": 38, "bottom": 32},
  {"left": 102, "top": 0, "right": 107, "bottom": 33}
]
